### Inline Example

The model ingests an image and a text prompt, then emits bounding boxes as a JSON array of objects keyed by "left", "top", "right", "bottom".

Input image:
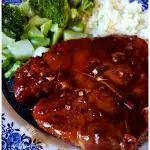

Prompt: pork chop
[{"left": 13, "top": 35, "right": 148, "bottom": 150}]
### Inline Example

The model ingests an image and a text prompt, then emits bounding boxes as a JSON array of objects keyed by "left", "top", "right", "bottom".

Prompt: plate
[
  {"left": 2, "top": 94, "right": 80, "bottom": 150},
  {"left": 2, "top": 0, "right": 148, "bottom": 149},
  {"left": 2, "top": 95, "right": 148, "bottom": 150}
]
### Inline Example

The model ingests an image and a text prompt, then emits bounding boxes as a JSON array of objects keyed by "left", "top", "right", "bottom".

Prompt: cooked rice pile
[{"left": 84, "top": 0, "right": 148, "bottom": 39}]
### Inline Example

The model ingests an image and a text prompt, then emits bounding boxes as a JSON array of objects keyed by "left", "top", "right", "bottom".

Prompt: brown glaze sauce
[{"left": 14, "top": 35, "right": 148, "bottom": 150}]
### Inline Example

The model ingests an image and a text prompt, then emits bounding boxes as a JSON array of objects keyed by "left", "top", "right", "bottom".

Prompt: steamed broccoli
[
  {"left": 2, "top": 57, "right": 15, "bottom": 73},
  {"left": 68, "top": 8, "right": 85, "bottom": 32},
  {"left": 2, "top": 49, "right": 24, "bottom": 78},
  {"left": 29, "top": 0, "right": 70, "bottom": 27},
  {"left": 70, "top": 23, "right": 84, "bottom": 32},
  {"left": 64, "top": 30, "right": 87, "bottom": 41},
  {"left": 78, "top": 0, "right": 94, "bottom": 12},
  {"left": 70, "top": 8, "right": 80, "bottom": 22},
  {"left": 19, "top": 0, "right": 35, "bottom": 18},
  {"left": 2, "top": 4, "right": 25, "bottom": 39},
  {"left": 2, "top": 49, "right": 15, "bottom": 73},
  {"left": 4, "top": 61, "right": 24, "bottom": 79},
  {"left": 68, "top": 8, "right": 81, "bottom": 26},
  {"left": 69, "top": 0, "right": 81, "bottom": 8}
]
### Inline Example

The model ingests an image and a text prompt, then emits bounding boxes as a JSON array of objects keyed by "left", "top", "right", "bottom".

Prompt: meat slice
[
  {"left": 14, "top": 35, "right": 148, "bottom": 103},
  {"left": 42, "top": 50, "right": 71, "bottom": 72},
  {"left": 71, "top": 71, "right": 99, "bottom": 89},
  {"left": 13, "top": 35, "right": 148, "bottom": 149},
  {"left": 14, "top": 57, "right": 54, "bottom": 103},
  {"left": 103, "top": 63, "right": 135, "bottom": 86},
  {"left": 133, "top": 73, "right": 148, "bottom": 97},
  {"left": 86, "top": 89, "right": 119, "bottom": 114},
  {"left": 33, "top": 91, "right": 128, "bottom": 150}
]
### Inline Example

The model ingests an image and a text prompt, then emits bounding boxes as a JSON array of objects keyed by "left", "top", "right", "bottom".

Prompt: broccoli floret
[
  {"left": 78, "top": 0, "right": 94, "bottom": 12},
  {"left": 69, "top": 0, "right": 81, "bottom": 8},
  {"left": 2, "top": 4, "right": 25, "bottom": 39},
  {"left": 2, "top": 49, "right": 15, "bottom": 72},
  {"left": 2, "top": 58, "right": 15, "bottom": 73},
  {"left": 29, "top": 0, "right": 70, "bottom": 27}
]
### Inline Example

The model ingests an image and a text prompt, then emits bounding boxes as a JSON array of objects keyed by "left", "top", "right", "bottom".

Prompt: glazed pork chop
[{"left": 13, "top": 35, "right": 148, "bottom": 150}]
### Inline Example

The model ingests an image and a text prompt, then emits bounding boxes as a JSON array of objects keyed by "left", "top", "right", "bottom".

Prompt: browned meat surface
[
  {"left": 13, "top": 35, "right": 148, "bottom": 150},
  {"left": 33, "top": 93, "right": 126, "bottom": 150},
  {"left": 13, "top": 57, "right": 54, "bottom": 103}
]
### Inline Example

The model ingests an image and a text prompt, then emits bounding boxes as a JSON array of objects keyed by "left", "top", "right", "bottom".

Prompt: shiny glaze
[
  {"left": 14, "top": 35, "right": 148, "bottom": 150},
  {"left": 14, "top": 57, "right": 54, "bottom": 104}
]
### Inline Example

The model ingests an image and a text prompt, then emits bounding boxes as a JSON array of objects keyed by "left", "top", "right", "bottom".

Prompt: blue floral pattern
[
  {"left": 2, "top": 0, "right": 149, "bottom": 11},
  {"left": 2, "top": 0, "right": 148, "bottom": 150},
  {"left": 129, "top": 0, "right": 148, "bottom": 11},
  {"left": 2, "top": 113, "right": 43, "bottom": 150},
  {"left": 2, "top": 0, "right": 22, "bottom": 5}
]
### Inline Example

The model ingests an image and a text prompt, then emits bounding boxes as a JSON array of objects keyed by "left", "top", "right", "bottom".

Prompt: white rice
[{"left": 85, "top": 0, "right": 148, "bottom": 39}]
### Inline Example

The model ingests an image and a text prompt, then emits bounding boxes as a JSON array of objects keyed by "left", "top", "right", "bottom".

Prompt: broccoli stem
[
  {"left": 2, "top": 32, "right": 15, "bottom": 48},
  {"left": 4, "top": 61, "right": 23, "bottom": 79},
  {"left": 29, "top": 15, "right": 49, "bottom": 27},
  {"left": 71, "top": 8, "right": 79, "bottom": 19},
  {"left": 19, "top": 0, "right": 35, "bottom": 18},
  {"left": 78, "top": 0, "right": 94, "bottom": 12},
  {"left": 31, "top": 37, "right": 51, "bottom": 48},
  {"left": 64, "top": 30, "right": 87, "bottom": 41},
  {"left": 2, "top": 49, "right": 13, "bottom": 58},
  {"left": 41, "top": 20, "right": 52, "bottom": 36},
  {"left": 70, "top": 23, "right": 84, "bottom": 32},
  {"left": 28, "top": 27, "right": 44, "bottom": 38},
  {"left": 52, "top": 28, "right": 63, "bottom": 45}
]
